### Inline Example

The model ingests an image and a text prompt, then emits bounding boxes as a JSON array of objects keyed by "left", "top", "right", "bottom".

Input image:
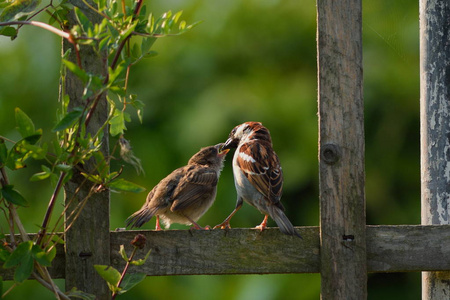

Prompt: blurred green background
[{"left": 0, "top": 0, "right": 420, "bottom": 299}]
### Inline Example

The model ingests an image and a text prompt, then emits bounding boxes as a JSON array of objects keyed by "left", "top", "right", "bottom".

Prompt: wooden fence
[{"left": 2, "top": 0, "right": 450, "bottom": 299}]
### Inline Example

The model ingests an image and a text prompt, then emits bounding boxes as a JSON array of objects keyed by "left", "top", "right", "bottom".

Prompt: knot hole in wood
[{"left": 321, "top": 143, "right": 341, "bottom": 165}]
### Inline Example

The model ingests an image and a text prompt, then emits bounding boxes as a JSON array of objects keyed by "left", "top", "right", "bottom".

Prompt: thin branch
[
  {"left": 36, "top": 172, "right": 66, "bottom": 245},
  {"left": 0, "top": 21, "right": 71, "bottom": 40},
  {"left": 0, "top": 136, "right": 16, "bottom": 144},
  {"left": 111, "top": 246, "right": 138, "bottom": 299},
  {"left": 2, "top": 282, "right": 17, "bottom": 298},
  {"left": 32, "top": 271, "right": 70, "bottom": 300},
  {"left": 81, "top": 0, "right": 111, "bottom": 21},
  {"left": 1, "top": 167, "right": 29, "bottom": 241}
]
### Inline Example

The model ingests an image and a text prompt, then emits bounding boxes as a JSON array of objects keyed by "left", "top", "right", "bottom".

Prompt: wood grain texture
[
  {"left": 420, "top": 0, "right": 450, "bottom": 298},
  {"left": 62, "top": 1, "right": 110, "bottom": 298},
  {"left": 2, "top": 225, "right": 450, "bottom": 281},
  {"left": 110, "top": 227, "right": 320, "bottom": 276},
  {"left": 317, "top": 0, "right": 366, "bottom": 299}
]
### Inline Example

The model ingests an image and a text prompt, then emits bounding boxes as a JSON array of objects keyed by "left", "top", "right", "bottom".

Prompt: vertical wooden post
[
  {"left": 420, "top": 0, "right": 450, "bottom": 299},
  {"left": 63, "top": 1, "right": 111, "bottom": 298},
  {"left": 317, "top": 0, "right": 367, "bottom": 299}
]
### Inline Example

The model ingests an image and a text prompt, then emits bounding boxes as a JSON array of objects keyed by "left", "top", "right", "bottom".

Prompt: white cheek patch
[{"left": 239, "top": 152, "right": 256, "bottom": 163}]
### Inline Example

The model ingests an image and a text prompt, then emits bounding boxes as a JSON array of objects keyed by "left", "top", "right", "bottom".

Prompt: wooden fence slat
[
  {"left": 420, "top": 0, "right": 450, "bottom": 298},
  {"left": 62, "top": 1, "right": 111, "bottom": 298},
  {"left": 317, "top": 0, "right": 366, "bottom": 298},
  {"left": 4, "top": 225, "right": 449, "bottom": 281}
]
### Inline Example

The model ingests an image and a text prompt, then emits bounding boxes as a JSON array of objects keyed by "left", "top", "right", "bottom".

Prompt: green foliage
[
  {"left": 65, "top": 288, "right": 96, "bottom": 300},
  {"left": 0, "top": 0, "right": 422, "bottom": 299},
  {"left": 95, "top": 239, "right": 150, "bottom": 297},
  {"left": 0, "top": 0, "right": 41, "bottom": 22},
  {"left": 1, "top": 241, "right": 55, "bottom": 283},
  {"left": 94, "top": 265, "right": 122, "bottom": 293},
  {"left": 1, "top": 185, "right": 27, "bottom": 206},
  {"left": 0, "top": 0, "right": 197, "bottom": 298}
]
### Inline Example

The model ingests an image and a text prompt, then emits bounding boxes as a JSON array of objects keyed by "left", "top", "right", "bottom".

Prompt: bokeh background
[{"left": 0, "top": 0, "right": 420, "bottom": 299}]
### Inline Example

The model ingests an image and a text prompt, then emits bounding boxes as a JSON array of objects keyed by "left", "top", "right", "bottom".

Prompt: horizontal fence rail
[{"left": 2, "top": 225, "right": 450, "bottom": 281}]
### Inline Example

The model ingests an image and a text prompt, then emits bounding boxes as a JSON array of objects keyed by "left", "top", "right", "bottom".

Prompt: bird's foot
[
  {"left": 213, "top": 221, "right": 231, "bottom": 230},
  {"left": 190, "top": 224, "right": 211, "bottom": 230},
  {"left": 254, "top": 215, "right": 269, "bottom": 232}
]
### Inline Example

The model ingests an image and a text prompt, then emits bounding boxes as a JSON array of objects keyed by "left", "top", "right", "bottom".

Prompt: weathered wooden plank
[
  {"left": 110, "top": 227, "right": 320, "bottom": 276},
  {"left": 2, "top": 225, "right": 450, "bottom": 281},
  {"left": 63, "top": 1, "right": 110, "bottom": 298},
  {"left": 420, "top": 0, "right": 450, "bottom": 298},
  {"left": 366, "top": 225, "right": 450, "bottom": 272},
  {"left": 317, "top": 0, "right": 366, "bottom": 299},
  {"left": 111, "top": 226, "right": 450, "bottom": 275}
]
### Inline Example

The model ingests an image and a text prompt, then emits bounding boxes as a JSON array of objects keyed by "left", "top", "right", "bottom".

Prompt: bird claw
[
  {"left": 190, "top": 224, "right": 210, "bottom": 230},
  {"left": 213, "top": 222, "right": 231, "bottom": 230},
  {"left": 254, "top": 224, "right": 266, "bottom": 232}
]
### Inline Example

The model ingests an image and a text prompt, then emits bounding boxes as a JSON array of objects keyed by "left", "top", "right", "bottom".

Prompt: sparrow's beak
[
  {"left": 218, "top": 148, "right": 230, "bottom": 157},
  {"left": 216, "top": 143, "right": 230, "bottom": 157},
  {"left": 222, "top": 137, "right": 238, "bottom": 150}
]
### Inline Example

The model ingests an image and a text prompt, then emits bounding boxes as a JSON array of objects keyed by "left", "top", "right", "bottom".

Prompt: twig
[
  {"left": 0, "top": 21, "right": 70, "bottom": 40},
  {"left": 36, "top": 172, "right": 66, "bottom": 245},
  {"left": 111, "top": 246, "right": 138, "bottom": 299},
  {"left": 32, "top": 271, "right": 70, "bottom": 300},
  {"left": 1, "top": 167, "right": 30, "bottom": 241}
]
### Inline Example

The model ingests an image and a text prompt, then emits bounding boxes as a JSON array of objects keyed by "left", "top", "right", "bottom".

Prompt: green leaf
[
  {"left": 0, "top": 249, "right": 11, "bottom": 263},
  {"left": 5, "top": 134, "right": 42, "bottom": 170},
  {"left": 74, "top": 6, "right": 92, "bottom": 34},
  {"left": 130, "top": 97, "right": 145, "bottom": 123},
  {"left": 55, "top": 164, "right": 72, "bottom": 173},
  {"left": 108, "top": 179, "right": 145, "bottom": 193},
  {"left": 30, "top": 165, "right": 52, "bottom": 182},
  {"left": 62, "top": 59, "right": 89, "bottom": 82},
  {"left": 15, "top": 107, "right": 35, "bottom": 138},
  {"left": 130, "top": 248, "right": 151, "bottom": 266},
  {"left": 109, "top": 110, "right": 126, "bottom": 136},
  {"left": 0, "top": 0, "right": 41, "bottom": 22},
  {"left": 119, "top": 244, "right": 128, "bottom": 262},
  {"left": 3, "top": 241, "right": 33, "bottom": 268},
  {"left": 120, "top": 20, "right": 138, "bottom": 41},
  {"left": 94, "top": 265, "right": 121, "bottom": 293},
  {"left": 119, "top": 273, "right": 146, "bottom": 294},
  {"left": 53, "top": 107, "right": 84, "bottom": 132},
  {"left": 30, "top": 171, "right": 51, "bottom": 181},
  {"left": 81, "top": 173, "right": 103, "bottom": 184},
  {"left": 0, "top": 26, "right": 17, "bottom": 37},
  {"left": 65, "top": 288, "right": 96, "bottom": 300},
  {"left": 23, "top": 133, "right": 42, "bottom": 145},
  {"left": 46, "top": 245, "right": 57, "bottom": 263},
  {"left": 1, "top": 185, "right": 28, "bottom": 206},
  {"left": 14, "top": 253, "right": 33, "bottom": 283},
  {"left": 31, "top": 244, "right": 52, "bottom": 267},
  {"left": 93, "top": 151, "right": 108, "bottom": 178}
]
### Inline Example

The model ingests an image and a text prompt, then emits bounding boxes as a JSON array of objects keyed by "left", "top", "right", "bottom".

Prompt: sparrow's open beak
[
  {"left": 216, "top": 143, "right": 230, "bottom": 157},
  {"left": 218, "top": 148, "right": 230, "bottom": 157}
]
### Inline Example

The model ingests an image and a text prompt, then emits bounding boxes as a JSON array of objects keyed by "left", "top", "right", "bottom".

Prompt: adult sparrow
[
  {"left": 214, "top": 122, "right": 302, "bottom": 238},
  {"left": 126, "top": 143, "right": 229, "bottom": 230}
]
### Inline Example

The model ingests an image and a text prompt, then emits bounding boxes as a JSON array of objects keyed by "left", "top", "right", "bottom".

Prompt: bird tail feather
[
  {"left": 267, "top": 205, "right": 302, "bottom": 239},
  {"left": 126, "top": 206, "right": 157, "bottom": 228}
]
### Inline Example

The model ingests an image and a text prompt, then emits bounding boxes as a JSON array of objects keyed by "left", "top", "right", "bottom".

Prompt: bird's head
[
  {"left": 188, "top": 143, "right": 230, "bottom": 167},
  {"left": 222, "top": 121, "right": 272, "bottom": 151}
]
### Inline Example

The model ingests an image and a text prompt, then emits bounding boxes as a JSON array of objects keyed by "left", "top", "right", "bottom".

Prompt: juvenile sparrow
[
  {"left": 214, "top": 122, "right": 302, "bottom": 238},
  {"left": 126, "top": 143, "right": 229, "bottom": 230}
]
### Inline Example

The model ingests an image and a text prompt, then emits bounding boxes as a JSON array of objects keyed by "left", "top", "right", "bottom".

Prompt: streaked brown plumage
[
  {"left": 126, "top": 143, "right": 229, "bottom": 230},
  {"left": 214, "top": 122, "right": 301, "bottom": 238}
]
